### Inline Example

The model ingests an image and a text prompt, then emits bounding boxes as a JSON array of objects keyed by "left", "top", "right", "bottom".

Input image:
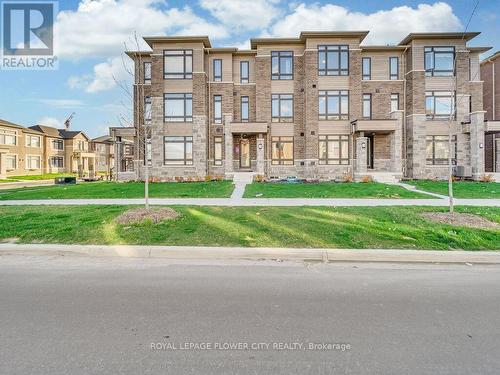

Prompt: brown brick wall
[
  {"left": 405, "top": 70, "right": 426, "bottom": 114},
  {"left": 233, "top": 85, "right": 256, "bottom": 123},
  {"left": 361, "top": 81, "right": 404, "bottom": 119},
  {"left": 304, "top": 50, "right": 318, "bottom": 161}
]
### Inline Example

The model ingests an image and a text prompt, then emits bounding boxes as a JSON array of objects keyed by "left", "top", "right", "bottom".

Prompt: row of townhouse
[
  {"left": 124, "top": 31, "right": 493, "bottom": 182},
  {"left": 0, "top": 119, "right": 115, "bottom": 179}
]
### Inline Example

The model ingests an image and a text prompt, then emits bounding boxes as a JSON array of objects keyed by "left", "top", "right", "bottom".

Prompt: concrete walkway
[
  {"left": 1, "top": 243, "right": 499, "bottom": 264},
  {"left": 0, "top": 179, "right": 54, "bottom": 190},
  {"left": 230, "top": 172, "right": 254, "bottom": 199},
  {"left": 1, "top": 197, "right": 500, "bottom": 206},
  {"left": 397, "top": 182, "right": 448, "bottom": 199}
]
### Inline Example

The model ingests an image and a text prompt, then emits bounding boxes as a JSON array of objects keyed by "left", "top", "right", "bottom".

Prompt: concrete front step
[
  {"left": 231, "top": 172, "right": 255, "bottom": 183},
  {"left": 358, "top": 172, "right": 402, "bottom": 184}
]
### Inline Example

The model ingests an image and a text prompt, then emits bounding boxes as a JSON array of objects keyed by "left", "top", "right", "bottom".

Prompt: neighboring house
[
  {"left": 91, "top": 135, "right": 115, "bottom": 177},
  {"left": 0, "top": 119, "right": 97, "bottom": 179},
  {"left": 109, "top": 126, "right": 136, "bottom": 181},
  {"left": 481, "top": 51, "right": 500, "bottom": 174}
]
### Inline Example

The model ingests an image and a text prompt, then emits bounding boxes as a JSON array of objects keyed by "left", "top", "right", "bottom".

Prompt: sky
[{"left": 0, "top": 0, "right": 499, "bottom": 138}]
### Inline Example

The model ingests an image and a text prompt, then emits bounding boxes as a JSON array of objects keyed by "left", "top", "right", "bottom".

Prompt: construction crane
[{"left": 64, "top": 112, "right": 75, "bottom": 129}]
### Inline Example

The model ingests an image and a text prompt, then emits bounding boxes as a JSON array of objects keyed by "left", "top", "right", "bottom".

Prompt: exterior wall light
[
  {"left": 361, "top": 142, "right": 366, "bottom": 149},
  {"left": 479, "top": 143, "right": 483, "bottom": 149}
]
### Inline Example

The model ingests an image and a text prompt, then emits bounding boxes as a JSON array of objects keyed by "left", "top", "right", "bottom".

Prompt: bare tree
[{"left": 114, "top": 32, "right": 151, "bottom": 209}]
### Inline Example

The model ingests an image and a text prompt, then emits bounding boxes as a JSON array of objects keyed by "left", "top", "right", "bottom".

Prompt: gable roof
[
  {"left": 0, "top": 118, "right": 25, "bottom": 129},
  {"left": 92, "top": 135, "right": 113, "bottom": 143},
  {"left": 58, "top": 129, "right": 89, "bottom": 140},
  {"left": 29, "top": 125, "right": 61, "bottom": 137}
]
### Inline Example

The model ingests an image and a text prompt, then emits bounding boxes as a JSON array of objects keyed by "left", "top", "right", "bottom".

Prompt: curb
[{"left": 1, "top": 244, "right": 500, "bottom": 264}]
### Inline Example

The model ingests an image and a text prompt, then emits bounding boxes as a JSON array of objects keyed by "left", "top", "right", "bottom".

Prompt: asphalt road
[{"left": 1, "top": 255, "right": 500, "bottom": 374}]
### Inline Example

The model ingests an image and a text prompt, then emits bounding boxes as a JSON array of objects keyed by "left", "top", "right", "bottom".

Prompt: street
[{"left": 1, "top": 255, "right": 500, "bottom": 374}]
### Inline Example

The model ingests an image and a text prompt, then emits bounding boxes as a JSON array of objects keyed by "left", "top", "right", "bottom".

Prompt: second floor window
[
  {"left": 164, "top": 50, "right": 192, "bottom": 79},
  {"left": 144, "top": 96, "right": 152, "bottom": 124},
  {"left": 318, "top": 45, "right": 349, "bottom": 76},
  {"left": 213, "top": 59, "right": 222, "bottom": 81},
  {"left": 390, "top": 93, "right": 399, "bottom": 112},
  {"left": 362, "top": 94, "right": 372, "bottom": 119},
  {"left": 52, "top": 139, "right": 64, "bottom": 150},
  {"left": 144, "top": 62, "right": 151, "bottom": 83},
  {"left": 240, "top": 61, "right": 249, "bottom": 83},
  {"left": 319, "top": 90, "right": 349, "bottom": 120},
  {"left": 0, "top": 129, "right": 17, "bottom": 145},
  {"left": 25, "top": 135, "right": 40, "bottom": 148},
  {"left": 426, "top": 91, "right": 455, "bottom": 120},
  {"left": 214, "top": 95, "right": 222, "bottom": 124},
  {"left": 164, "top": 93, "right": 193, "bottom": 122},
  {"left": 425, "top": 46, "right": 455, "bottom": 76},
  {"left": 362, "top": 57, "right": 371, "bottom": 80},
  {"left": 241, "top": 96, "right": 249, "bottom": 122},
  {"left": 271, "top": 94, "right": 293, "bottom": 122},
  {"left": 164, "top": 136, "right": 193, "bottom": 165},
  {"left": 78, "top": 140, "right": 86, "bottom": 151},
  {"left": 389, "top": 57, "right": 399, "bottom": 80},
  {"left": 271, "top": 51, "right": 293, "bottom": 80},
  {"left": 214, "top": 136, "right": 223, "bottom": 166}
]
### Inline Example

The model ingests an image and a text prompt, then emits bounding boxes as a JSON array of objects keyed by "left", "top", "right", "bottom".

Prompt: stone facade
[{"left": 124, "top": 32, "right": 489, "bottom": 182}]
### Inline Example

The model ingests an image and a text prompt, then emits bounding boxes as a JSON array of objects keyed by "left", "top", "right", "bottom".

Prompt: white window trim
[
  {"left": 0, "top": 129, "right": 18, "bottom": 146},
  {"left": 50, "top": 155, "right": 64, "bottom": 168},
  {"left": 5, "top": 153, "right": 18, "bottom": 171},
  {"left": 25, "top": 154, "right": 41, "bottom": 170},
  {"left": 51, "top": 138, "right": 65, "bottom": 151},
  {"left": 25, "top": 134, "right": 41, "bottom": 148}
]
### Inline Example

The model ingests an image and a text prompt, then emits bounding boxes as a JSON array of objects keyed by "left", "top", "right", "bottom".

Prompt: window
[
  {"left": 271, "top": 94, "right": 293, "bottom": 122},
  {"left": 25, "top": 155, "right": 40, "bottom": 169},
  {"left": 144, "top": 96, "right": 152, "bottom": 124},
  {"left": 0, "top": 129, "right": 17, "bottom": 145},
  {"left": 25, "top": 135, "right": 40, "bottom": 148},
  {"left": 426, "top": 91, "right": 455, "bottom": 119},
  {"left": 240, "top": 61, "right": 249, "bottom": 83},
  {"left": 5, "top": 155, "right": 17, "bottom": 170},
  {"left": 164, "top": 136, "right": 193, "bottom": 165},
  {"left": 425, "top": 47, "right": 455, "bottom": 76},
  {"left": 319, "top": 135, "right": 349, "bottom": 165},
  {"left": 319, "top": 90, "right": 349, "bottom": 120},
  {"left": 50, "top": 156, "right": 64, "bottom": 168},
  {"left": 241, "top": 96, "right": 249, "bottom": 122},
  {"left": 164, "top": 50, "right": 193, "bottom": 79},
  {"left": 426, "top": 136, "right": 457, "bottom": 165},
  {"left": 214, "top": 95, "right": 222, "bottom": 124},
  {"left": 213, "top": 59, "right": 222, "bottom": 81},
  {"left": 214, "top": 136, "right": 223, "bottom": 166},
  {"left": 52, "top": 139, "right": 64, "bottom": 150},
  {"left": 362, "top": 94, "right": 372, "bottom": 119},
  {"left": 362, "top": 57, "right": 371, "bottom": 80},
  {"left": 77, "top": 140, "right": 86, "bottom": 151},
  {"left": 318, "top": 45, "right": 349, "bottom": 76},
  {"left": 144, "top": 62, "right": 151, "bottom": 83},
  {"left": 271, "top": 136, "right": 293, "bottom": 165},
  {"left": 390, "top": 94, "right": 399, "bottom": 112},
  {"left": 271, "top": 51, "right": 293, "bottom": 80},
  {"left": 389, "top": 57, "right": 399, "bottom": 80},
  {"left": 164, "top": 93, "right": 193, "bottom": 122}
]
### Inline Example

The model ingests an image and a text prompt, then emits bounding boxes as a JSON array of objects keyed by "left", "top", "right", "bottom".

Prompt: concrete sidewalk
[
  {"left": 1, "top": 244, "right": 499, "bottom": 264},
  {"left": 1, "top": 197, "right": 500, "bottom": 206}
]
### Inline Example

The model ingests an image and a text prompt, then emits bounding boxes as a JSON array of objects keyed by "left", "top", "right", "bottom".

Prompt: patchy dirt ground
[
  {"left": 115, "top": 207, "right": 179, "bottom": 225},
  {"left": 422, "top": 212, "right": 500, "bottom": 230}
]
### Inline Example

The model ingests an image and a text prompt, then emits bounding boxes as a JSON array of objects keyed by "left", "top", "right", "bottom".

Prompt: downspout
[
  {"left": 402, "top": 44, "right": 409, "bottom": 178},
  {"left": 206, "top": 48, "right": 211, "bottom": 176}
]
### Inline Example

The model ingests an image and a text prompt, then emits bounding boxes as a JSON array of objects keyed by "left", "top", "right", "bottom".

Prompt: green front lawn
[
  {"left": 11, "top": 173, "right": 76, "bottom": 181},
  {"left": 0, "top": 205, "right": 498, "bottom": 250},
  {"left": 243, "top": 182, "right": 428, "bottom": 198},
  {"left": 406, "top": 180, "right": 500, "bottom": 199},
  {"left": 0, "top": 181, "right": 234, "bottom": 200},
  {"left": 0, "top": 179, "right": 18, "bottom": 183}
]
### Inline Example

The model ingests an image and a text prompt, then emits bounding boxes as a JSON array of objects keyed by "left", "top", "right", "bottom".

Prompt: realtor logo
[{"left": 1, "top": 0, "right": 58, "bottom": 70}]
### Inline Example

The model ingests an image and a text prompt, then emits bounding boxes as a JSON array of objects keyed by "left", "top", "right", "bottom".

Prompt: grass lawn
[
  {"left": 0, "top": 205, "right": 498, "bottom": 250},
  {"left": 0, "top": 181, "right": 234, "bottom": 200},
  {"left": 406, "top": 180, "right": 500, "bottom": 199},
  {"left": 0, "top": 179, "right": 18, "bottom": 183},
  {"left": 11, "top": 173, "right": 76, "bottom": 181},
  {"left": 243, "top": 182, "right": 428, "bottom": 199}
]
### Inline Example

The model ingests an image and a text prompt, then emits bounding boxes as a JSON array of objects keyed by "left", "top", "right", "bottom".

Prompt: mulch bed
[
  {"left": 421, "top": 212, "right": 500, "bottom": 230},
  {"left": 115, "top": 207, "right": 179, "bottom": 225}
]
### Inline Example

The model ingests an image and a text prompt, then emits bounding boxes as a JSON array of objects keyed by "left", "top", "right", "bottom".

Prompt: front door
[
  {"left": 240, "top": 139, "right": 250, "bottom": 169},
  {"left": 366, "top": 135, "right": 374, "bottom": 169}
]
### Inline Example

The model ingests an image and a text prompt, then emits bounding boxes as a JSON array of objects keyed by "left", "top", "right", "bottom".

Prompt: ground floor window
[
  {"left": 426, "top": 135, "right": 457, "bottom": 165},
  {"left": 319, "top": 135, "right": 349, "bottom": 165},
  {"left": 271, "top": 136, "right": 293, "bottom": 165},
  {"left": 214, "top": 136, "right": 223, "bottom": 166},
  {"left": 26, "top": 155, "right": 41, "bottom": 169},
  {"left": 50, "top": 156, "right": 64, "bottom": 168},
  {"left": 5, "top": 154, "right": 17, "bottom": 170},
  {"left": 164, "top": 136, "right": 193, "bottom": 165},
  {"left": 144, "top": 138, "right": 152, "bottom": 166}
]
